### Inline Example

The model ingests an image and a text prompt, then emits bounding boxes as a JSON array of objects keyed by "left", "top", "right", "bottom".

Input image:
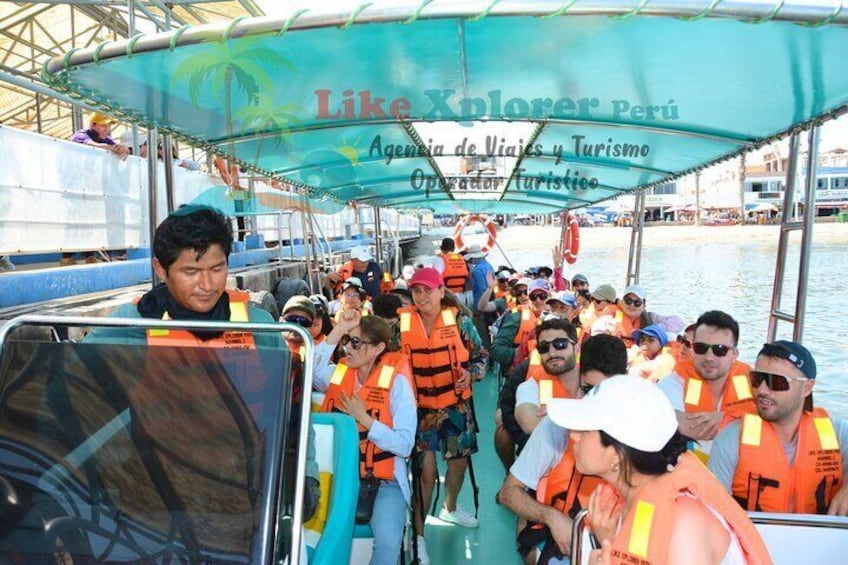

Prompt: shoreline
[{"left": 484, "top": 222, "right": 848, "bottom": 251}]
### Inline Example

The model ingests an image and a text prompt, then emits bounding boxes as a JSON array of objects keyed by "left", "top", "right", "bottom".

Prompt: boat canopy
[{"left": 42, "top": 1, "right": 848, "bottom": 214}]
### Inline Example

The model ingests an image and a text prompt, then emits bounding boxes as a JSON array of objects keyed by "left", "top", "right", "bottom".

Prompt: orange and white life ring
[
  {"left": 454, "top": 214, "right": 498, "bottom": 253},
  {"left": 561, "top": 212, "right": 580, "bottom": 264}
]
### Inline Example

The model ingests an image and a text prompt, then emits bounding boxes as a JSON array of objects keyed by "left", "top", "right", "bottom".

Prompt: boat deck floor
[{"left": 422, "top": 369, "right": 521, "bottom": 564}]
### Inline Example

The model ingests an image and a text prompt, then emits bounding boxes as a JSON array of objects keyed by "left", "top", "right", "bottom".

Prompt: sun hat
[
  {"left": 547, "top": 374, "right": 678, "bottom": 452},
  {"left": 631, "top": 324, "right": 669, "bottom": 347},
  {"left": 590, "top": 284, "right": 617, "bottom": 303}
]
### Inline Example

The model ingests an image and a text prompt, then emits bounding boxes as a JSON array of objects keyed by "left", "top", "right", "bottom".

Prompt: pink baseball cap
[{"left": 408, "top": 267, "right": 444, "bottom": 289}]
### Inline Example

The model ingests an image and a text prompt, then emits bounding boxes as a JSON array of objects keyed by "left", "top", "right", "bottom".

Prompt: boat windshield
[{"left": 0, "top": 338, "right": 292, "bottom": 563}]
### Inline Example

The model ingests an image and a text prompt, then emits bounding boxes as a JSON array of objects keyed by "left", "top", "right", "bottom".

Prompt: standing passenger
[{"left": 399, "top": 268, "right": 487, "bottom": 565}]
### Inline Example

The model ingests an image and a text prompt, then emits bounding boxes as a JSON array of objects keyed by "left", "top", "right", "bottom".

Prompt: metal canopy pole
[
  {"left": 766, "top": 127, "right": 818, "bottom": 343},
  {"left": 146, "top": 128, "right": 160, "bottom": 286},
  {"left": 625, "top": 191, "right": 646, "bottom": 288},
  {"left": 794, "top": 127, "right": 820, "bottom": 342},
  {"left": 297, "top": 188, "right": 315, "bottom": 293},
  {"left": 374, "top": 205, "right": 384, "bottom": 270},
  {"left": 162, "top": 134, "right": 175, "bottom": 214}
]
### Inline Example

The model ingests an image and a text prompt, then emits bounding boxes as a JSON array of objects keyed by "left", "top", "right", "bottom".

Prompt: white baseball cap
[
  {"left": 350, "top": 246, "right": 373, "bottom": 262},
  {"left": 546, "top": 375, "right": 678, "bottom": 453}
]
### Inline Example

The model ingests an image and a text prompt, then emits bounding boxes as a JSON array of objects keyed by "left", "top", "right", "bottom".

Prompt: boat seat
[
  {"left": 571, "top": 508, "right": 848, "bottom": 564},
  {"left": 304, "top": 413, "right": 359, "bottom": 565},
  {"left": 749, "top": 512, "right": 848, "bottom": 564}
]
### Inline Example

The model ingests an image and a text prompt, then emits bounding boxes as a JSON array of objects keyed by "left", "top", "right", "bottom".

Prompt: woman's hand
[
  {"left": 340, "top": 390, "right": 373, "bottom": 429},
  {"left": 336, "top": 309, "right": 361, "bottom": 332},
  {"left": 587, "top": 484, "right": 623, "bottom": 545},
  {"left": 456, "top": 368, "right": 472, "bottom": 390}
]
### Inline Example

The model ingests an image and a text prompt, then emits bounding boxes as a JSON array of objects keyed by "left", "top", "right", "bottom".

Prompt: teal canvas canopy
[{"left": 43, "top": 1, "right": 848, "bottom": 214}]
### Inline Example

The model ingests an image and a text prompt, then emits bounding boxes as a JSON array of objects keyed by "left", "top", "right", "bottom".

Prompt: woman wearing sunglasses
[
  {"left": 548, "top": 376, "right": 771, "bottom": 565},
  {"left": 319, "top": 314, "right": 417, "bottom": 564},
  {"left": 613, "top": 284, "right": 684, "bottom": 348},
  {"left": 708, "top": 341, "right": 848, "bottom": 516}
]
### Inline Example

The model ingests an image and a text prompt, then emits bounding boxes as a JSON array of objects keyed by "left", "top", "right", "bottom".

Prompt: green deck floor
[{"left": 420, "top": 370, "right": 523, "bottom": 564}]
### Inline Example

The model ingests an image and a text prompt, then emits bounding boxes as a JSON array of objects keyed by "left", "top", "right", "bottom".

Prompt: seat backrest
[
  {"left": 572, "top": 506, "right": 848, "bottom": 565},
  {"left": 304, "top": 413, "right": 359, "bottom": 565},
  {"left": 750, "top": 512, "right": 848, "bottom": 565}
]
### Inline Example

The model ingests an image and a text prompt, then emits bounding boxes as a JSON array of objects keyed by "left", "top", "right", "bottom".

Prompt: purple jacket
[{"left": 70, "top": 128, "right": 116, "bottom": 146}]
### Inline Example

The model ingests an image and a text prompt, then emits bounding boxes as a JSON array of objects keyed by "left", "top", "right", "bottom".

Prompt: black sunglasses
[
  {"left": 530, "top": 293, "right": 548, "bottom": 301},
  {"left": 677, "top": 335, "right": 692, "bottom": 348},
  {"left": 283, "top": 314, "right": 313, "bottom": 328},
  {"left": 623, "top": 297, "right": 644, "bottom": 307},
  {"left": 341, "top": 334, "right": 374, "bottom": 351},
  {"left": 692, "top": 342, "right": 733, "bottom": 357},
  {"left": 513, "top": 289, "right": 528, "bottom": 297},
  {"left": 749, "top": 370, "right": 807, "bottom": 392},
  {"left": 537, "top": 338, "right": 573, "bottom": 355}
]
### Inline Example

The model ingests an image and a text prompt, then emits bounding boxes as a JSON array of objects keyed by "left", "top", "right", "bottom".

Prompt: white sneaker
[
  {"left": 438, "top": 504, "right": 479, "bottom": 528},
  {"left": 415, "top": 535, "right": 430, "bottom": 565}
]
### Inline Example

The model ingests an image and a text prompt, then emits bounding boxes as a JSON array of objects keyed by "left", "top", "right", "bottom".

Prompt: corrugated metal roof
[{"left": 0, "top": 1, "right": 261, "bottom": 140}]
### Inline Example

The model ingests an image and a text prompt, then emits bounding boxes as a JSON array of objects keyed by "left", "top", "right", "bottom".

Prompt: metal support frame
[
  {"left": 162, "top": 132, "right": 175, "bottom": 214},
  {"left": 297, "top": 188, "right": 315, "bottom": 294},
  {"left": 146, "top": 127, "right": 159, "bottom": 286},
  {"left": 374, "top": 206, "right": 384, "bottom": 269},
  {"left": 767, "top": 127, "right": 819, "bottom": 342},
  {"left": 625, "top": 190, "right": 646, "bottom": 288}
]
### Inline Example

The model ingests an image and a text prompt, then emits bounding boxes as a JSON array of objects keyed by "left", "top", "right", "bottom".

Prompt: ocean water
[{"left": 408, "top": 227, "right": 848, "bottom": 419}]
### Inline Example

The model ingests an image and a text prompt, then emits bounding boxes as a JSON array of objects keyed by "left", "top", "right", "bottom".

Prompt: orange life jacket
[
  {"left": 732, "top": 408, "right": 842, "bottom": 514},
  {"left": 441, "top": 252, "right": 469, "bottom": 293},
  {"left": 144, "top": 289, "right": 256, "bottom": 349},
  {"left": 332, "top": 261, "right": 355, "bottom": 295},
  {"left": 380, "top": 271, "right": 395, "bottom": 294},
  {"left": 398, "top": 306, "right": 470, "bottom": 409},
  {"left": 525, "top": 348, "right": 572, "bottom": 406},
  {"left": 613, "top": 308, "right": 641, "bottom": 347},
  {"left": 611, "top": 452, "right": 772, "bottom": 565},
  {"left": 320, "top": 353, "right": 407, "bottom": 480},
  {"left": 511, "top": 305, "right": 538, "bottom": 346},
  {"left": 676, "top": 359, "right": 756, "bottom": 425},
  {"left": 494, "top": 285, "right": 509, "bottom": 300},
  {"left": 630, "top": 347, "right": 677, "bottom": 384},
  {"left": 537, "top": 443, "right": 604, "bottom": 517}
]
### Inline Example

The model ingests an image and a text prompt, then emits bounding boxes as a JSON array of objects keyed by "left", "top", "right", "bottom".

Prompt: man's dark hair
[
  {"left": 579, "top": 334, "right": 628, "bottom": 377},
  {"left": 153, "top": 206, "right": 233, "bottom": 271},
  {"left": 535, "top": 316, "right": 578, "bottom": 342},
  {"left": 694, "top": 310, "right": 739, "bottom": 346},
  {"left": 440, "top": 237, "right": 456, "bottom": 252},
  {"left": 373, "top": 292, "right": 402, "bottom": 320}
]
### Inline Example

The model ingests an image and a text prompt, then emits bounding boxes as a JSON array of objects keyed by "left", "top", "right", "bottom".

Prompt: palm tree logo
[
  {"left": 235, "top": 96, "right": 301, "bottom": 169},
  {"left": 171, "top": 34, "right": 295, "bottom": 175}
]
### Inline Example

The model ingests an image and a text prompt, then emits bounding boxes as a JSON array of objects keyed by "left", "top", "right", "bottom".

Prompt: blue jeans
[{"left": 370, "top": 480, "right": 407, "bottom": 565}]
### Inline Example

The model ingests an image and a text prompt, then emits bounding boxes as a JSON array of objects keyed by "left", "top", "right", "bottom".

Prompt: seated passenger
[
  {"left": 551, "top": 376, "right": 771, "bottom": 565},
  {"left": 333, "top": 277, "right": 372, "bottom": 322},
  {"left": 372, "top": 292, "right": 403, "bottom": 351},
  {"left": 628, "top": 324, "right": 676, "bottom": 383},
  {"left": 84, "top": 205, "right": 320, "bottom": 522},
  {"left": 513, "top": 318, "right": 579, "bottom": 436},
  {"left": 658, "top": 310, "right": 757, "bottom": 462},
  {"left": 612, "top": 284, "right": 684, "bottom": 347},
  {"left": 319, "top": 316, "right": 416, "bottom": 565},
  {"left": 488, "top": 279, "right": 547, "bottom": 369},
  {"left": 709, "top": 341, "right": 848, "bottom": 515},
  {"left": 498, "top": 335, "right": 627, "bottom": 565}
]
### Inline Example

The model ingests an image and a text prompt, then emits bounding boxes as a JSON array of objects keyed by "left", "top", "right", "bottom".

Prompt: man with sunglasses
[
  {"left": 658, "top": 310, "right": 756, "bottom": 462},
  {"left": 708, "top": 341, "right": 848, "bottom": 516},
  {"left": 499, "top": 335, "right": 628, "bottom": 565},
  {"left": 514, "top": 318, "right": 579, "bottom": 435},
  {"left": 489, "top": 279, "right": 550, "bottom": 370}
]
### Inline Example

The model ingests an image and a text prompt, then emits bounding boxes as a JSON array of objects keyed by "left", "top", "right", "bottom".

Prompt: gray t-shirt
[{"left": 708, "top": 415, "right": 848, "bottom": 492}]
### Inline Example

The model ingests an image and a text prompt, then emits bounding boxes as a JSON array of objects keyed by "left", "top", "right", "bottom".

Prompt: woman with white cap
[{"left": 546, "top": 375, "right": 771, "bottom": 565}]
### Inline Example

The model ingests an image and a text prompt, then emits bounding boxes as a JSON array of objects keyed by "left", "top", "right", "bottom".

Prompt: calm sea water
[{"left": 409, "top": 227, "right": 848, "bottom": 419}]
